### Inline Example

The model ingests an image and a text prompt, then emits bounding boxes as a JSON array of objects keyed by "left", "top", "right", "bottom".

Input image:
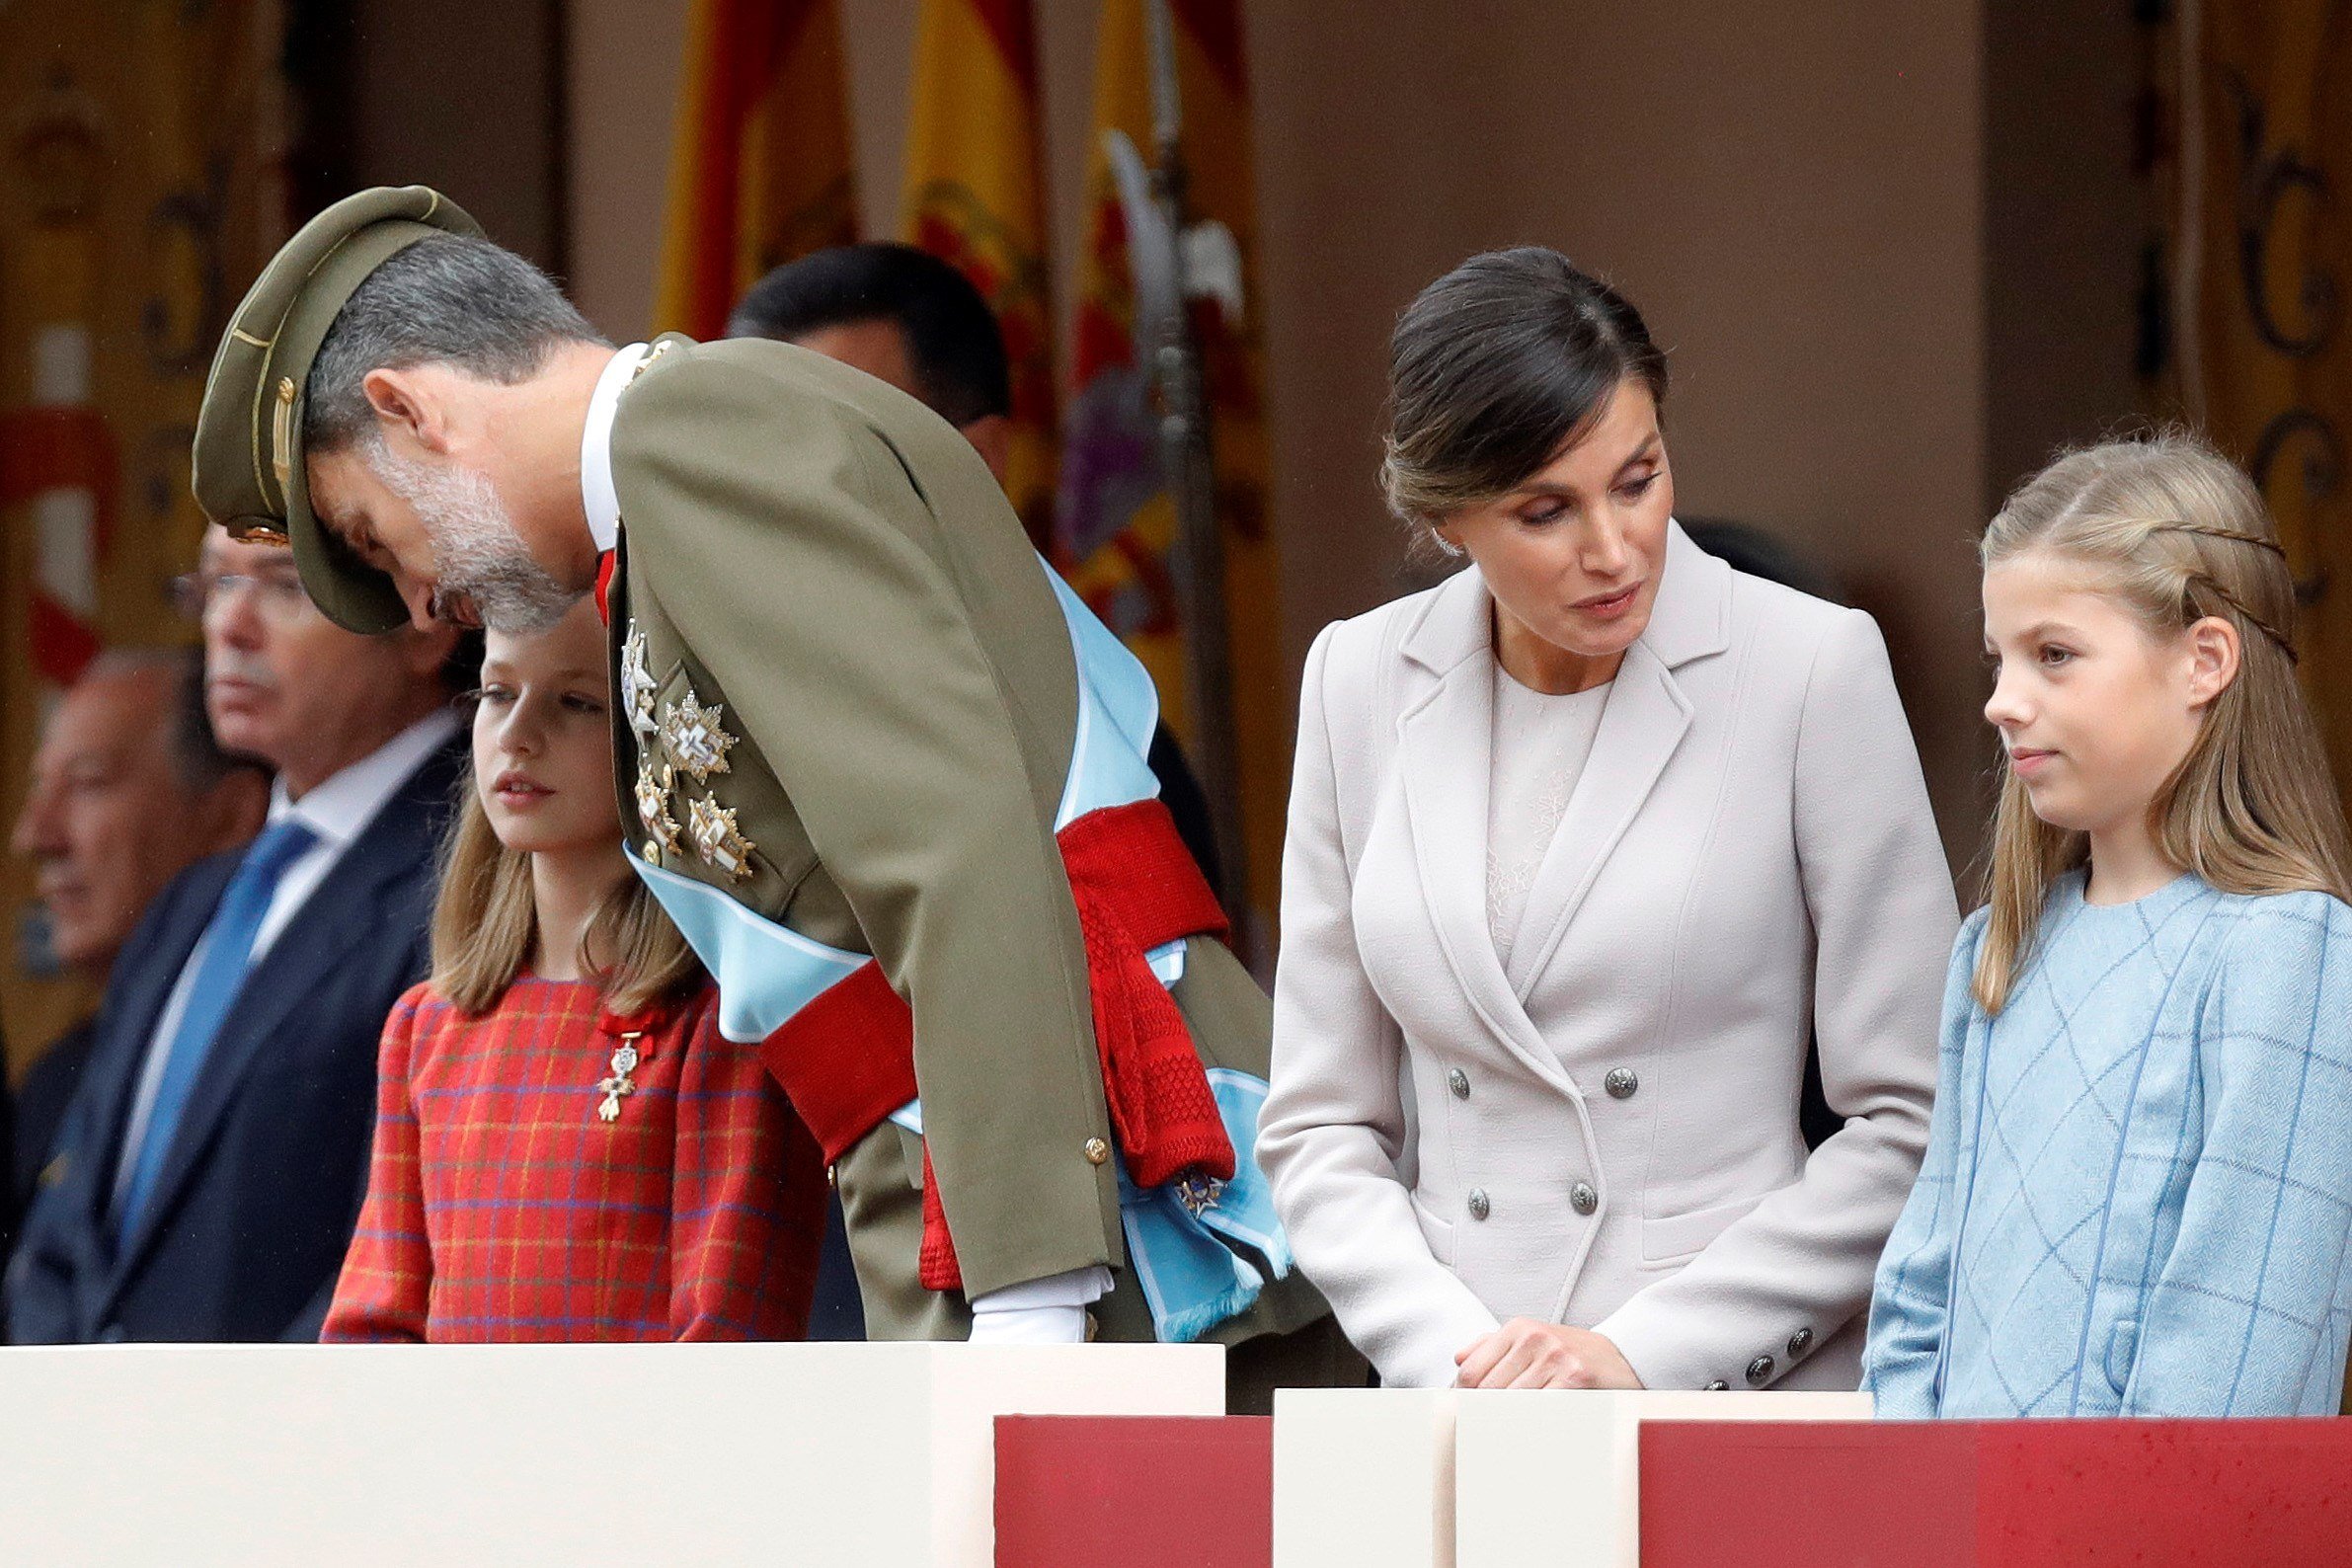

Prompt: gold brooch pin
[
  {"left": 597, "top": 1032, "right": 645, "bottom": 1123},
  {"left": 621, "top": 626, "right": 659, "bottom": 738},
  {"left": 686, "top": 794, "right": 756, "bottom": 882},
  {"left": 636, "top": 757, "right": 680, "bottom": 858},
  {"left": 661, "top": 690, "right": 738, "bottom": 783}
]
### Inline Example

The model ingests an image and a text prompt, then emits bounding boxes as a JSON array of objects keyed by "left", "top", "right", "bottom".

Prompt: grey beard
[{"left": 367, "top": 442, "right": 580, "bottom": 635}]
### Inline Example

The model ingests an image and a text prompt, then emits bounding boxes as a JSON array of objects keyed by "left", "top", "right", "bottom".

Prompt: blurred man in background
[
  {"left": 5, "top": 536, "right": 467, "bottom": 1343},
  {"left": 5, "top": 650, "right": 268, "bottom": 1245}
]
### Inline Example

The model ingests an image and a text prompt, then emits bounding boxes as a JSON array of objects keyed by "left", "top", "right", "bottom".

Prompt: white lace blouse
[{"left": 1485, "top": 671, "right": 1611, "bottom": 969}]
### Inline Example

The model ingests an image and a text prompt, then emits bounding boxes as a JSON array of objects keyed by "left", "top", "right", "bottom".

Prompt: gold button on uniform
[{"left": 1083, "top": 1137, "right": 1111, "bottom": 1165}]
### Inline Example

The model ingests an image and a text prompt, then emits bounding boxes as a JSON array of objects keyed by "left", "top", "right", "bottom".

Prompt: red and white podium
[
  {"left": 10, "top": 1345, "right": 2350, "bottom": 1566},
  {"left": 997, "top": 1391, "right": 2352, "bottom": 1566}
]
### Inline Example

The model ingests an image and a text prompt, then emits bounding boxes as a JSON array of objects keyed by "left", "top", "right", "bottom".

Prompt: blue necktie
[{"left": 115, "top": 818, "right": 319, "bottom": 1246}]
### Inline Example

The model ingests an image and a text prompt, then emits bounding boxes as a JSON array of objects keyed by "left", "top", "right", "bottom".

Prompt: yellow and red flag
[
  {"left": 1058, "top": 0, "right": 1283, "bottom": 950},
  {"left": 655, "top": 0, "right": 859, "bottom": 341},
  {"left": 900, "top": 0, "right": 1058, "bottom": 548},
  {"left": 1, "top": 1, "right": 284, "bottom": 1067}
]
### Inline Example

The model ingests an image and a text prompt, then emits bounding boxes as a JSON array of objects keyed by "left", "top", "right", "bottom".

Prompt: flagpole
[{"left": 1141, "top": 0, "right": 1250, "bottom": 925}]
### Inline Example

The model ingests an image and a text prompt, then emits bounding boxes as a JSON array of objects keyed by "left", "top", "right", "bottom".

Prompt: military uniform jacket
[{"left": 598, "top": 337, "right": 1310, "bottom": 1330}]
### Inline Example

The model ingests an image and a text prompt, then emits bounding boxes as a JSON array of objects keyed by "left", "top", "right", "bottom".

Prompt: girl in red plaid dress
[{"left": 324, "top": 600, "right": 824, "bottom": 1341}]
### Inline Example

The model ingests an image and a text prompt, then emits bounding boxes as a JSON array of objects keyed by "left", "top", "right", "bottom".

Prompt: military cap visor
[{"left": 193, "top": 186, "right": 483, "bottom": 634}]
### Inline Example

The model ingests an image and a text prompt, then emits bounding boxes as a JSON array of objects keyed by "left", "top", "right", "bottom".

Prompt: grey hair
[
  {"left": 79, "top": 647, "right": 270, "bottom": 791},
  {"left": 303, "top": 234, "right": 608, "bottom": 452}
]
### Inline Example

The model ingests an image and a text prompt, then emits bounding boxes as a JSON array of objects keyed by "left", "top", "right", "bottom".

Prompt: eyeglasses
[{"left": 171, "top": 569, "right": 315, "bottom": 623}]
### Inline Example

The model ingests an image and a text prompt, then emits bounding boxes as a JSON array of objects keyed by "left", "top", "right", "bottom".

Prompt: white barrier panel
[
  {"left": 1274, "top": 1388, "right": 1868, "bottom": 1568},
  {"left": 1273, "top": 1388, "right": 1459, "bottom": 1568},
  {"left": 0, "top": 1342, "right": 1223, "bottom": 1567},
  {"left": 1453, "top": 1389, "right": 1870, "bottom": 1567}
]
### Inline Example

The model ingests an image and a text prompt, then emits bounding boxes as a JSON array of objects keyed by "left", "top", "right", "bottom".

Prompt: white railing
[{"left": 0, "top": 1342, "right": 1222, "bottom": 1567}]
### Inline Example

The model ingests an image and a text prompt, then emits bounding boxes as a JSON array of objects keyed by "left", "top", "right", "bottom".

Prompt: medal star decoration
[
  {"left": 621, "top": 626, "right": 658, "bottom": 737},
  {"left": 1173, "top": 1170, "right": 1225, "bottom": 1218},
  {"left": 635, "top": 757, "right": 680, "bottom": 854},
  {"left": 685, "top": 794, "right": 756, "bottom": 882},
  {"left": 661, "top": 689, "right": 738, "bottom": 783}
]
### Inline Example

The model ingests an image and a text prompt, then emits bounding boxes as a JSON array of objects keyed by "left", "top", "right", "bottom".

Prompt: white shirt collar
[
  {"left": 270, "top": 707, "right": 461, "bottom": 847},
  {"left": 582, "top": 342, "right": 652, "bottom": 554}
]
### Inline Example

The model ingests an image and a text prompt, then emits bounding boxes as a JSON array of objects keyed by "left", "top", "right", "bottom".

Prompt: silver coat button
[
  {"left": 1703, "top": 1379, "right": 1730, "bottom": 1391},
  {"left": 1787, "top": 1327, "right": 1814, "bottom": 1359},
  {"left": 1605, "top": 1067, "right": 1639, "bottom": 1100},
  {"left": 1569, "top": 1181, "right": 1598, "bottom": 1215},
  {"left": 1467, "top": 1188, "right": 1491, "bottom": 1221},
  {"left": 1746, "top": 1354, "right": 1776, "bottom": 1386},
  {"left": 1448, "top": 1067, "right": 1470, "bottom": 1100}
]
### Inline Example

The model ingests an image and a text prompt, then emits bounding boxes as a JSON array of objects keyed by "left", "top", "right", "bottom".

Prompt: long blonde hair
[
  {"left": 430, "top": 781, "right": 701, "bottom": 1017},
  {"left": 1974, "top": 431, "right": 2352, "bottom": 1012}
]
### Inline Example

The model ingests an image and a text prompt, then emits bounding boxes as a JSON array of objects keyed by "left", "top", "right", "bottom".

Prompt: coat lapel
[
  {"left": 70, "top": 859, "right": 234, "bottom": 1235},
  {"left": 107, "top": 751, "right": 448, "bottom": 1282},
  {"left": 1396, "top": 573, "right": 1576, "bottom": 1094},
  {"left": 1503, "top": 521, "right": 1731, "bottom": 995}
]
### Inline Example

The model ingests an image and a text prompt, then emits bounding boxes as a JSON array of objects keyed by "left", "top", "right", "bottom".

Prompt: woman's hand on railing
[{"left": 1454, "top": 1320, "right": 1644, "bottom": 1390}]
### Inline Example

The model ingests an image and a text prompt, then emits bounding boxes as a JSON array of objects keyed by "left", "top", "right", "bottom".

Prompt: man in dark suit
[
  {"left": 5, "top": 529, "right": 466, "bottom": 1344},
  {"left": 6, "top": 649, "right": 270, "bottom": 1241}
]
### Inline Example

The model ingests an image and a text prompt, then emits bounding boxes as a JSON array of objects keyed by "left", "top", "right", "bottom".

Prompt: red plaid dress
[{"left": 323, "top": 978, "right": 824, "bottom": 1341}]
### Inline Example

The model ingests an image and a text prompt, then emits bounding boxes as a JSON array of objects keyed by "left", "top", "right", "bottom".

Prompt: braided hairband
[{"left": 2149, "top": 520, "right": 2299, "bottom": 664}]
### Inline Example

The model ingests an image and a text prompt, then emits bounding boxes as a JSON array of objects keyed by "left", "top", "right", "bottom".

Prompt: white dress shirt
[
  {"left": 581, "top": 341, "right": 651, "bottom": 555},
  {"left": 113, "top": 710, "right": 460, "bottom": 1202}
]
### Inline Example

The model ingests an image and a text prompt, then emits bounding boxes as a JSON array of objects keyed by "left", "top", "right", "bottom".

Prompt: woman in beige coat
[{"left": 1258, "top": 250, "right": 1955, "bottom": 1391}]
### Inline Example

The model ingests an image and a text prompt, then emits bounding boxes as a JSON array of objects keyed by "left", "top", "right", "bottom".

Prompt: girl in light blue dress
[{"left": 1865, "top": 433, "right": 2352, "bottom": 1418}]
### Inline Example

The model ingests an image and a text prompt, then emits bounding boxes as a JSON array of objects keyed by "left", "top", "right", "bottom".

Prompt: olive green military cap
[{"left": 192, "top": 185, "right": 481, "bottom": 634}]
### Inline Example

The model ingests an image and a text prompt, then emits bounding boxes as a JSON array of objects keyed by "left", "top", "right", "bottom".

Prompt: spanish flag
[
  {"left": 1058, "top": 0, "right": 1283, "bottom": 946},
  {"left": 655, "top": 0, "right": 859, "bottom": 340},
  {"left": 900, "top": 0, "right": 1058, "bottom": 549}
]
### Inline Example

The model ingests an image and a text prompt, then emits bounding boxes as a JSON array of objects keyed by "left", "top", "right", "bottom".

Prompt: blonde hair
[
  {"left": 430, "top": 780, "right": 701, "bottom": 1017},
  {"left": 1973, "top": 431, "right": 2352, "bottom": 1012}
]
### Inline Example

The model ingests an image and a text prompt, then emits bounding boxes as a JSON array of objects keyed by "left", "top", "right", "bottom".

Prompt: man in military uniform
[{"left": 190, "top": 188, "right": 1349, "bottom": 1403}]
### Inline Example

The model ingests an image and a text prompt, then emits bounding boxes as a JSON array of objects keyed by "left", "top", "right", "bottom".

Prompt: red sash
[
  {"left": 593, "top": 549, "right": 618, "bottom": 623},
  {"left": 756, "top": 796, "right": 1232, "bottom": 1292}
]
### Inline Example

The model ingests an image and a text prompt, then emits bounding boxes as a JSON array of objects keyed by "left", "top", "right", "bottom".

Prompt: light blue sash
[
  {"left": 1117, "top": 1068, "right": 1294, "bottom": 1343},
  {"left": 630, "top": 557, "right": 1289, "bottom": 1338}
]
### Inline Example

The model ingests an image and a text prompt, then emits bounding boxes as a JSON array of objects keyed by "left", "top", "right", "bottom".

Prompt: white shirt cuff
[{"left": 966, "top": 1266, "right": 1113, "bottom": 1344}]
